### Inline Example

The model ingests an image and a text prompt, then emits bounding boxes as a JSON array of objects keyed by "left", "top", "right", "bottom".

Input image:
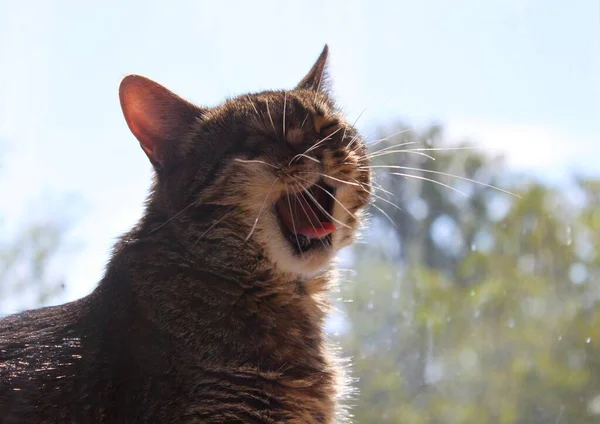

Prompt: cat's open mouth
[{"left": 275, "top": 180, "right": 336, "bottom": 253}]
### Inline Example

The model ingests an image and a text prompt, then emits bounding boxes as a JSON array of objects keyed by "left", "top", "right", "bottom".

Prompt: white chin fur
[{"left": 259, "top": 212, "right": 340, "bottom": 277}]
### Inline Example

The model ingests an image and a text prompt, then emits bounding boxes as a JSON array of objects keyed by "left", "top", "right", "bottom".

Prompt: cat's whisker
[
  {"left": 366, "top": 189, "right": 404, "bottom": 213},
  {"left": 392, "top": 172, "right": 469, "bottom": 197},
  {"left": 366, "top": 149, "right": 436, "bottom": 161},
  {"left": 245, "top": 178, "right": 280, "bottom": 242},
  {"left": 294, "top": 175, "right": 358, "bottom": 222},
  {"left": 365, "top": 140, "right": 420, "bottom": 157},
  {"left": 344, "top": 134, "right": 362, "bottom": 157},
  {"left": 314, "top": 69, "right": 325, "bottom": 102},
  {"left": 147, "top": 201, "right": 197, "bottom": 235},
  {"left": 342, "top": 108, "right": 366, "bottom": 147},
  {"left": 286, "top": 183, "right": 304, "bottom": 255},
  {"left": 235, "top": 158, "right": 282, "bottom": 170},
  {"left": 292, "top": 183, "right": 328, "bottom": 249},
  {"left": 309, "top": 126, "right": 343, "bottom": 152},
  {"left": 292, "top": 154, "right": 320, "bottom": 164},
  {"left": 367, "top": 128, "right": 413, "bottom": 150},
  {"left": 300, "top": 170, "right": 386, "bottom": 200},
  {"left": 363, "top": 146, "right": 479, "bottom": 161},
  {"left": 247, "top": 96, "right": 260, "bottom": 117},
  {"left": 297, "top": 170, "right": 399, "bottom": 213},
  {"left": 192, "top": 209, "right": 236, "bottom": 246},
  {"left": 300, "top": 113, "right": 309, "bottom": 130},
  {"left": 282, "top": 92, "right": 287, "bottom": 139},
  {"left": 297, "top": 171, "right": 362, "bottom": 188},
  {"left": 401, "top": 146, "right": 479, "bottom": 152},
  {"left": 361, "top": 165, "right": 522, "bottom": 198},
  {"left": 265, "top": 98, "right": 277, "bottom": 140},
  {"left": 340, "top": 174, "right": 403, "bottom": 211},
  {"left": 290, "top": 177, "right": 351, "bottom": 230},
  {"left": 289, "top": 126, "right": 344, "bottom": 165},
  {"left": 369, "top": 201, "right": 399, "bottom": 229},
  {"left": 362, "top": 178, "right": 394, "bottom": 197}
]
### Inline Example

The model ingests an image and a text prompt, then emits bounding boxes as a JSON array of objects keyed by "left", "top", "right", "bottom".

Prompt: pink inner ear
[
  {"left": 119, "top": 75, "right": 169, "bottom": 160},
  {"left": 119, "top": 75, "right": 200, "bottom": 166}
]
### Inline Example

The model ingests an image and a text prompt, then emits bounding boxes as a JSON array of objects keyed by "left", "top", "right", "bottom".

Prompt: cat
[{"left": 0, "top": 45, "right": 371, "bottom": 423}]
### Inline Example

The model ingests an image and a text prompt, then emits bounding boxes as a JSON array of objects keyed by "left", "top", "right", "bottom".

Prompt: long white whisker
[
  {"left": 370, "top": 202, "right": 398, "bottom": 229},
  {"left": 367, "top": 141, "right": 420, "bottom": 156},
  {"left": 285, "top": 183, "right": 304, "bottom": 254},
  {"left": 345, "top": 134, "right": 362, "bottom": 153},
  {"left": 247, "top": 96, "right": 259, "bottom": 116},
  {"left": 294, "top": 175, "right": 358, "bottom": 221},
  {"left": 289, "top": 126, "right": 344, "bottom": 165},
  {"left": 309, "top": 126, "right": 344, "bottom": 153},
  {"left": 235, "top": 158, "right": 282, "bottom": 170},
  {"left": 246, "top": 178, "right": 279, "bottom": 241},
  {"left": 297, "top": 171, "right": 362, "bottom": 188},
  {"left": 367, "top": 128, "right": 413, "bottom": 149},
  {"left": 346, "top": 140, "right": 418, "bottom": 164},
  {"left": 297, "top": 171, "right": 392, "bottom": 210},
  {"left": 314, "top": 69, "right": 325, "bottom": 102},
  {"left": 147, "top": 201, "right": 196, "bottom": 234},
  {"left": 291, "top": 182, "right": 327, "bottom": 249},
  {"left": 390, "top": 172, "right": 468, "bottom": 197},
  {"left": 364, "top": 178, "right": 394, "bottom": 197},
  {"left": 282, "top": 92, "right": 287, "bottom": 139},
  {"left": 361, "top": 165, "right": 522, "bottom": 198},
  {"left": 265, "top": 98, "right": 277, "bottom": 139},
  {"left": 293, "top": 154, "right": 321, "bottom": 164},
  {"left": 369, "top": 190, "right": 405, "bottom": 213},
  {"left": 364, "top": 146, "right": 479, "bottom": 160},
  {"left": 401, "top": 146, "right": 479, "bottom": 152},
  {"left": 193, "top": 209, "right": 236, "bottom": 246},
  {"left": 343, "top": 108, "right": 366, "bottom": 146},
  {"left": 300, "top": 113, "right": 309, "bottom": 130},
  {"left": 367, "top": 149, "right": 436, "bottom": 161},
  {"left": 304, "top": 126, "right": 344, "bottom": 154},
  {"left": 297, "top": 184, "right": 351, "bottom": 229}
]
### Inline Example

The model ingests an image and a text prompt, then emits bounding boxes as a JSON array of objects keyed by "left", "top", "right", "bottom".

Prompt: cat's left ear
[
  {"left": 296, "top": 45, "right": 330, "bottom": 92},
  {"left": 119, "top": 75, "right": 205, "bottom": 169}
]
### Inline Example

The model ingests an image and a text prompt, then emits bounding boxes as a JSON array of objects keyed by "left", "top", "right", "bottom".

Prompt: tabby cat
[{"left": 0, "top": 46, "right": 371, "bottom": 423}]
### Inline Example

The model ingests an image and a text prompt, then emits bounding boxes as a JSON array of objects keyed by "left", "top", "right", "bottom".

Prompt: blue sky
[{"left": 0, "top": 0, "right": 598, "bottom": 311}]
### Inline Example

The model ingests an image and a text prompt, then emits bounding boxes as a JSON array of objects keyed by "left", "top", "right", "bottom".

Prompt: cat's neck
[{"left": 99, "top": 213, "right": 334, "bottom": 351}]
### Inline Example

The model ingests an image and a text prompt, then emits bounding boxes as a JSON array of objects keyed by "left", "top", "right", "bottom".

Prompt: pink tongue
[
  {"left": 276, "top": 191, "right": 335, "bottom": 239},
  {"left": 296, "top": 222, "right": 336, "bottom": 238}
]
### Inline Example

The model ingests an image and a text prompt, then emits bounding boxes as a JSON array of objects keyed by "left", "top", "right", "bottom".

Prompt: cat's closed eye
[
  {"left": 314, "top": 115, "right": 340, "bottom": 136},
  {"left": 319, "top": 120, "right": 340, "bottom": 135}
]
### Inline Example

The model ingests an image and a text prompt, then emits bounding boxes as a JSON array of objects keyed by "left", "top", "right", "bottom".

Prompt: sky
[{"left": 0, "top": 0, "right": 598, "bottom": 311}]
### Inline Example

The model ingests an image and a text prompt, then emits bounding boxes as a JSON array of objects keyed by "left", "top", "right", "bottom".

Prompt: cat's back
[{"left": 0, "top": 299, "right": 94, "bottom": 423}]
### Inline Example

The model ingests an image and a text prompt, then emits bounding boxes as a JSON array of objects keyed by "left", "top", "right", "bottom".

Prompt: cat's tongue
[{"left": 276, "top": 189, "right": 335, "bottom": 239}]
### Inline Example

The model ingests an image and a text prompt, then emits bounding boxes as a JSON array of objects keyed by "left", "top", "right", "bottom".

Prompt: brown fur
[{"left": 0, "top": 46, "right": 371, "bottom": 423}]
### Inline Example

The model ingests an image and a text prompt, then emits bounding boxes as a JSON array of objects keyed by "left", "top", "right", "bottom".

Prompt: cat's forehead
[{"left": 222, "top": 90, "right": 340, "bottom": 137}]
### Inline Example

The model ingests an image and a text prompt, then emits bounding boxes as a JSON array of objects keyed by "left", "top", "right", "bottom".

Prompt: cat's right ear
[
  {"left": 119, "top": 75, "right": 205, "bottom": 169},
  {"left": 296, "top": 45, "right": 329, "bottom": 92}
]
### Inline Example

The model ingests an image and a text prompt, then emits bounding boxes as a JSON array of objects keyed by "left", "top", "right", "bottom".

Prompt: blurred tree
[
  {"left": 0, "top": 220, "right": 68, "bottom": 312},
  {"left": 0, "top": 143, "right": 71, "bottom": 314},
  {"left": 339, "top": 124, "right": 600, "bottom": 423}
]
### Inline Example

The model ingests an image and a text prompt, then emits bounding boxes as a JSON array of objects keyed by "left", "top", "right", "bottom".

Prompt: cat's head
[{"left": 119, "top": 46, "right": 371, "bottom": 277}]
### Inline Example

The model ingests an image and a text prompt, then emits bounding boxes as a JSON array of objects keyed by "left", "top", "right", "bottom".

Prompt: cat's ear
[
  {"left": 119, "top": 75, "right": 204, "bottom": 169},
  {"left": 296, "top": 45, "right": 329, "bottom": 92}
]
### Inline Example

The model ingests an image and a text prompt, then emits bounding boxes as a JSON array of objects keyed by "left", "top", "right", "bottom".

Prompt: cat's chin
[
  {"left": 259, "top": 180, "right": 342, "bottom": 275},
  {"left": 258, "top": 214, "right": 337, "bottom": 277},
  {"left": 269, "top": 241, "right": 336, "bottom": 277}
]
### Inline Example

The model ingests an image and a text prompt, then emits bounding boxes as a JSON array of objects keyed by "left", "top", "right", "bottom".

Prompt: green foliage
[
  {"left": 0, "top": 220, "right": 67, "bottom": 312},
  {"left": 338, "top": 124, "right": 600, "bottom": 423}
]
